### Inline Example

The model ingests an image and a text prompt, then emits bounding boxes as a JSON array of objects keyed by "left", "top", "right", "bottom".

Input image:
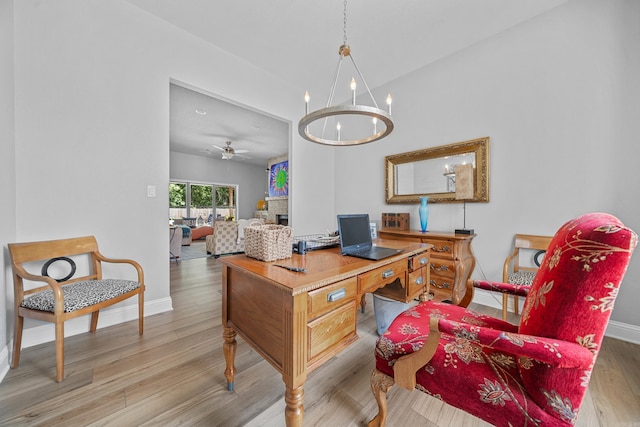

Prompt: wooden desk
[
  {"left": 378, "top": 229, "right": 476, "bottom": 306},
  {"left": 219, "top": 239, "right": 430, "bottom": 426}
]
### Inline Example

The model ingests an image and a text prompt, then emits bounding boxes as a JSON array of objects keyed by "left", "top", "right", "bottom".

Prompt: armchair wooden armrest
[
  {"left": 502, "top": 246, "right": 521, "bottom": 280},
  {"left": 12, "top": 264, "right": 65, "bottom": 312},
  {"left": 93, "top": 251, "right": 145, "bottom": 283},
  {"left": 13, "top": 263, "right": 60, "bottom": 286},
  {"left": 394, "top": 316, "right": 441, "bottom": 390}
]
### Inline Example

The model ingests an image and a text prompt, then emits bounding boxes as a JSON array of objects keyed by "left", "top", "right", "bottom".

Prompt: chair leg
[
  {"left": 513, "top": 295, "right": 520, "bottom": 315},
  {"left": 90, "top": 311, "right": 99, "bottom": 332},
  {"left": 138, "top": 290, "right": 144, "bottom": 335},
  {"left": 502, "top": 293, "right": 509, "bottom": 320},
  {"left": 368, "top": 369, "right": 395, "bottom": 427},
  {"left": 55, "top": 320, "right": 65, "bottom": 382},
  {"left": 11, "top": 314, "right": 24, "bottom": 369}
]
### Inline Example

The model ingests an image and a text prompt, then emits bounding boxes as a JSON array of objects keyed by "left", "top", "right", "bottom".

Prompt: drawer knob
[
  {"left": 327, "top": 288, "right": 346, "bottom": 302},
  {"left": 419, "top": 257, "right": 428, "bottom": 265},
  {"left": 415, "top": 276, "right": 424, "bottom": 285},
  {"left": 381, "top": 269, "right": 394, "bottom": 279}
]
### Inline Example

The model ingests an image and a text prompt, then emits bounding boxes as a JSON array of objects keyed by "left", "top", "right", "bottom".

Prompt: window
[
  {"left": 169, "top": 181, "right": 237, "bottom": 224},
  {"left": 190, "top": 184, "right": 213, "bottom": 225},
  {"left": 169, "top": 182, "right": 187, "bottom": 218},
  {"left": 214, "top": 186, "right": 236, "bottom": 221}
]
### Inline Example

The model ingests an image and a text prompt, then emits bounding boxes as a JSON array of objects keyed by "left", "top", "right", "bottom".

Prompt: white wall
[
  {"left": 2, "top": 0, "right": 337, "bottom": 374},
  {"left": 170, "top": 151, "right": 267, "bottom": 219},
  {"left": 0, "top": 0, "right": 17, "bottom": 378},
  {"left": 334, "top": 0, "right": 640, "bottom": 337}
]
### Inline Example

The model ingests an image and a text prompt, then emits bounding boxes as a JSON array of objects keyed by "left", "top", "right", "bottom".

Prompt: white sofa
[{"left": 169, "top": 226, "right": 182, "bottom": 262}]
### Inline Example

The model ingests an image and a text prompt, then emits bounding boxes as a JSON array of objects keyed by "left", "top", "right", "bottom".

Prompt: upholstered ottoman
[{"left": 191, "top": 226, "right": 214, "bottom": 240}]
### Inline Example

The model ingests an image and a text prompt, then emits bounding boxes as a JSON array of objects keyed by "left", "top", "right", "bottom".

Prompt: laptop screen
[{"left": 337, "top": 214, "right": 372, "bottom": 253}]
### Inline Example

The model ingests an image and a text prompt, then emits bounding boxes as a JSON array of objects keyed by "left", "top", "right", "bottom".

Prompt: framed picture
[
  {"left": 268, "top": 160, "right": 289, "bottom": 197},
  {"left": 370, "top": 222, "right": 377, "bottom": 239}
]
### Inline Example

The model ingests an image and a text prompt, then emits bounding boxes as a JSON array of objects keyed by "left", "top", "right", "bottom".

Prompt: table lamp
[{"left": 455, "top": 163, "right": 474, "bottom": 235}]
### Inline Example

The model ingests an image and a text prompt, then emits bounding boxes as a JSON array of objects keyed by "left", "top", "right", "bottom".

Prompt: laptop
[{"left": 337, "top": 214, "right": 403, "bottom": 261}]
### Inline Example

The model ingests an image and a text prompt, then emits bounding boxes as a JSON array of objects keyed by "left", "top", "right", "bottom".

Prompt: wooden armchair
[
  {"left": 8, "top": 235, "right": 145, "bottom": 382},
  {"left": 501, "top": 234, "right": 553, "bottom": 320},
  {"left": 369, "top": 213, "right": 637, "bottom": 427}
]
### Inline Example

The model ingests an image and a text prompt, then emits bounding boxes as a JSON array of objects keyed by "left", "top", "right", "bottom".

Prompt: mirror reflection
[
  {"left": 395, "top": 153, "right": 476, "bottom": 195},
  {"left": 385, "top": 137, "right": 490, "bottom": 204}
]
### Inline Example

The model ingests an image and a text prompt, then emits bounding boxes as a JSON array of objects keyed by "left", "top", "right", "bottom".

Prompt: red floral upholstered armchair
[{"left": 369, "top": 213, "right": 637, "bottom": 427}]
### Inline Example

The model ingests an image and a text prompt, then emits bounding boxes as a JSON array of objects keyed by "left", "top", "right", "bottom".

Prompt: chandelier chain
[{"left": 343, "top": 0, "right": 348, "bottom": 45}]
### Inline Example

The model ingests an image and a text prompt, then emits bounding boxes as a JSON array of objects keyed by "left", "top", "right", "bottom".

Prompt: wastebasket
[{"left": 373, "top": 294, "right": 410, "bottom": 335}]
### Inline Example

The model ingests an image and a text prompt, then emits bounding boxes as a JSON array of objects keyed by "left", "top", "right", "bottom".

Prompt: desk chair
[
  {"left": 502, "top": 234, "right": 553, "bottom": 320},
  {"left": 368, "top": 213, "right": 636, "bottom": 427}
]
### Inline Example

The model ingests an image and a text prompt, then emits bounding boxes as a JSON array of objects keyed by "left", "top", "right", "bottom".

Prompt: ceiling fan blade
[
  {"left": 211, "top": 145, "right": 225, "bottom": 151},
  {"left": 234, "top": 149, "right": 250, "bottom": 154}
]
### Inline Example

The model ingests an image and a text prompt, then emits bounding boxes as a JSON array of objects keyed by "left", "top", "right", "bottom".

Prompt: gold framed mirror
[{"left": 385, "top": 137, "right": 490, "bottom": 204}]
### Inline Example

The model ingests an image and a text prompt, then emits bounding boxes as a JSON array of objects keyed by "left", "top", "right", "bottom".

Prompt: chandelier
[{"left": 298, "top": 0, "right": 394, "bottom": 146}]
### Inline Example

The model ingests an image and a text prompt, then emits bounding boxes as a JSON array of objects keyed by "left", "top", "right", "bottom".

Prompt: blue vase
[{"left": 419, "top": 196, "right": 429, "bottom": 232}]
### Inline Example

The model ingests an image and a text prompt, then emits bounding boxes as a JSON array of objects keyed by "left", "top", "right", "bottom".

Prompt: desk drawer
[
  {"left": 430, "top": 276, "right": 453, "bottom": 292},
  {"left": 408, "top": 267, "right": 427, "bottom": 299},
  {"left": 308, "top": 301, "right": 357, "bottom": 363},
  {"left": 308, "top": 277, "right": 357, "bottom": 319},
  {"left": 430, "top": 258, "right": 455, "bottom": 279},
  {"left": 358, "top": 259, "right": 407, "bottom": 294},
  {"left": 408, "top": 253, "right": 429, "bottom": 271},
  {"left": 425, "top": 239, "right": 454, "bottom": 259}
]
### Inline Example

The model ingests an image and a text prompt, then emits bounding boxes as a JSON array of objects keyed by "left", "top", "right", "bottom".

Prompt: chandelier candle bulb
[
  {"left": 373, "top": 117, "right": 377, "bottom": 133},
  {"left": 386, "top": 93, "right": 393, "bottom": 114},
  {"left": 336, "top": 121, "right": 341, "bottom": 141},
  {"left": 351, "top": 78, "right": 357, "bottom": 105},
  {"left": 304, "top": 91, "right": 310, "bottom": 115}
]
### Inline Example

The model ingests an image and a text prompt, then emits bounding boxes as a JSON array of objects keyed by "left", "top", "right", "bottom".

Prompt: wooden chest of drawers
[{"left": 378, "top": 230, "right": 476, "bottom": 305}]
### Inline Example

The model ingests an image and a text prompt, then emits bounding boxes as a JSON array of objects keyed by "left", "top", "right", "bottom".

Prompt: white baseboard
[
  {"left": 473, "top": 289, "right": 640, "bottom": 344},
  {"left": 0, "top": 297, "right": 173, "bottom": 383},
  {"left": 20, "top": 297, "right": 173, "bottom": 349},
  {"left": 0, "top": 346, "right": 8, "bottom": 384},
  {"left": 604, "top": 320, "right": 640, "bottom": 345}
]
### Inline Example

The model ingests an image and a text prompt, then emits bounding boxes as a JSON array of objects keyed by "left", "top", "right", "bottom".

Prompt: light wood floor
[{"left": 1, "top": 255, "right": 639, "bottom": 426}]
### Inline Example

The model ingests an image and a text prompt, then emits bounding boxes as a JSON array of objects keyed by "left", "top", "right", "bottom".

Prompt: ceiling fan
[{"left": 211, "top": 141, "right": 249, "bottom": 160}]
